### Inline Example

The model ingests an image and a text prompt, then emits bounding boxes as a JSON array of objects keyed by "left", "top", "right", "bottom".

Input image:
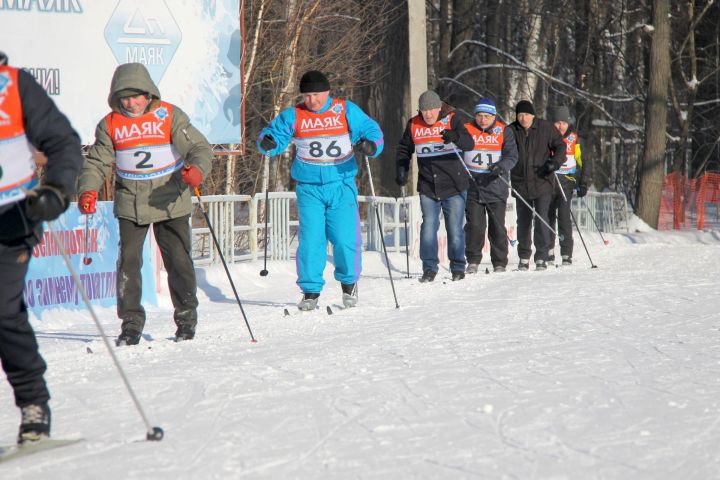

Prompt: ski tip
[
  {"left": 326, "top": 306, "right": 333, "bottom": 315},
  {"left": 283, "top": 308, "right": 290, "bottom": 316},
  {"left": 86, "top": 347, "right": 93, "bottom": 354},
  {"left": 485, "top": 268, "right": 490, "bottom": 274}
]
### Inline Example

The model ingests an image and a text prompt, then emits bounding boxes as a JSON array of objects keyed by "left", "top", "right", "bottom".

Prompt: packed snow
[{"left": 1, "top": 221, "right": 719, "bottom": 479}]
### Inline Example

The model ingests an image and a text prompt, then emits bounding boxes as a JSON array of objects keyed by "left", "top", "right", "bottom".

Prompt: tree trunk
[{"left": 637, "top": 0, "right": 671, "bottom": 229}]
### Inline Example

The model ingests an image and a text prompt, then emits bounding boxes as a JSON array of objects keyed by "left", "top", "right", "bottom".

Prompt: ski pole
[
  {"left": 82, "top": 214, "right": 93, "bottom": 265},
  {"left": 450, "top": 147, "right": 518, "bottom": 247},
  {"left": 259, "top": 185, "right": 270, "bottom": 276},
  {"left": 581, "top": 196, "right": 610, "bottom": 245},
  {"left": 194, "top": 187, "right": 257, "bottom": 342},
  {"left": 47, "top": 221, "right": 164, "bottom": 441},
  {"left": 400, "top": 186, "right": 411, "bottom": 278},
  {"left": 553, "top": 174, "right": 597, "bottom": 268},
  {"left": 494, "top": 172, "right": 561, "bottom": 238},
  {"left": 363, "top": 155, "right": 400, "bottom": 309}
]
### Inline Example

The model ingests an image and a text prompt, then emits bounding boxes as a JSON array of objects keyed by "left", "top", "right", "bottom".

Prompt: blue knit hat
[{"left": 474, "top": 98, "right": 497, "bottom": 115}]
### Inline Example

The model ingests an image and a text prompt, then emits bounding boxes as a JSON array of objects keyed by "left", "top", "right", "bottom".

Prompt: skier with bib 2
[
  {"left": 257, "top": 70, "right": 384, "bottom": 311},
  {"left": 77, "top": 63, "right": 213, "bottom": 346}
]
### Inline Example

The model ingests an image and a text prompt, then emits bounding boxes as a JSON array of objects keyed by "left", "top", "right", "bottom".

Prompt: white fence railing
[{"left": 190, "top": 191, "right": 630, "bottom": 265}]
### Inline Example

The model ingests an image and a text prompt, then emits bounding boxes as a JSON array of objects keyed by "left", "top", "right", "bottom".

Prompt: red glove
[
  {"left": 78, "top": 191, "right": 98, "bottom": 215},
  {"left": 181, "top": 165, "right": 203, "bottom": 188}
]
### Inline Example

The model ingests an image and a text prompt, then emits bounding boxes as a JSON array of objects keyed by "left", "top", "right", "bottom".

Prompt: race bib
[
  {"left": 463, "top": 149, "right": 501, "bottom": 172},
  {"left": 0, "top": 135, "right": 37, "bottom": 206},
  {"left": 116, "top": 144, "right": 183, "bottom": 180},
  {"left": 295, "top": 134, "right": 353, "bottom": 165},
  {"left": 416, "top": 142, "right": 459, "bottom": 158}
]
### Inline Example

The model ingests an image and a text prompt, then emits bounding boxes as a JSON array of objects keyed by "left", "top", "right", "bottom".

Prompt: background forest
[{"left": 210, "top": 0, "right": 719, "bottom": 228}]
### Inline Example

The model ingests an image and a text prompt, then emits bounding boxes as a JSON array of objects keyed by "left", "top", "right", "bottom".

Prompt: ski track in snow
[{"left": 1, "top": 230, "right": 719, "bottom": 479}]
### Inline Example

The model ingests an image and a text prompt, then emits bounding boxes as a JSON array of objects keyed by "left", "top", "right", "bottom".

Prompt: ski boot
[
  {"left": 562, "top": 255, "right": 572, "bottom": 266},
  {"left": 341, "top": 283, "right": 358, "bottom": 308},
  {"left": 451, "top": 271, "right": 465, "bottom": 281},
  {"left": 116, "top": 329, "right": 141, "bottom": 346},
  {"left": 174, "top": 325, "right": 195, "bottom": 342},
  {"left": 298, "top": 293, "right": 319, "bottom": 311},
  {"left": 18, "top": 403, "right": 51, "bottom": 445},
  {"left": 466, "top": 263, "right": 480, "bottom": 274},
  {"left": 419, "top": 270, "right": 437, "bottom": 283},
  {"left": 517, "top": 259, "right": 530, "bottom": 271}
]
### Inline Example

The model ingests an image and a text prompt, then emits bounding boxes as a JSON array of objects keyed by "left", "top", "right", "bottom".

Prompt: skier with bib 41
[{"left": 257, "top": 70, "right": 384, "bottom": 311}]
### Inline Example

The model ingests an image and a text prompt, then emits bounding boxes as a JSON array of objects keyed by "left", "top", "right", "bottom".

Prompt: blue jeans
[{"left": 419, "top": 192, "right": 467, "bottom": 273}]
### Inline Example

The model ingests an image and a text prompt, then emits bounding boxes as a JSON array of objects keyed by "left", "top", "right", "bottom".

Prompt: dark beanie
[
  {"left": 299, "top": 70, "right": 330, "bottom": 93},
  {"left": 516, "top": 100, "right": 535, "bottom": 116},
  {"left": 553, "top": 106, "right": 571, "bottom": 123}
]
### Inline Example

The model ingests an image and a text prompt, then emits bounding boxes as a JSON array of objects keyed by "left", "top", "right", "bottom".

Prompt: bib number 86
[{"left": 309, "top": 141, "right": 342, "bottom": 158}]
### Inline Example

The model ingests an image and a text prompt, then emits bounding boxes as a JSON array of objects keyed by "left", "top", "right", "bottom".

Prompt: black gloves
[
  {"left": 576, "top": 182, "right": 588, "bottom": 197},
  {"left": 353, "top": 139, "right": 377, "bottom": 157},
  {"left": 539, "top": 161, "right": 559, "bottom": 177},
  {"left": 440, "top": 129, "right": 459, "bottom": 144},
  {"left": 25, "top": 184, "right": 68, "bottom": 222},
  {"left": 260, "top": 134, "right": 277, "bottom": 151},
  {"left": 488, "top": 163, "right": 504, "bottom": 176},
  {"left": 396, "top": 166, "right": 408, "bottom": 187}
]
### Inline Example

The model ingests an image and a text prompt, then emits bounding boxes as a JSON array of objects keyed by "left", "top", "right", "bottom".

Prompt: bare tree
[{"left": 637, "top": 0, "right": 671, "bottom": 228}]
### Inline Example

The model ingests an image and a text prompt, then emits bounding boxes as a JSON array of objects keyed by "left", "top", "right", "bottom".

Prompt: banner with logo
[
  {"left": 0, "top": 0, "right": 241, "bottom": 144},
  {"left": 25, "top": 202, "right": 158, "bottom": 319}
]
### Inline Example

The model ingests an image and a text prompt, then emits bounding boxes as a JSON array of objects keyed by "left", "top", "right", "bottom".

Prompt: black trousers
[
  {"left": 515, "top": 193, "right": 553, "bottom": 263},
  {"left": 464, "top": 197, "right": 509, "bottom": 268},
  {"left": 0, "top": 238, "right": 50, "bottom": 407},
  {"left": 117, "top": 215, "right": 198, "bottom": 333},
  {"left": 548, "top": 175, "right": 576, "bottom": 258}
]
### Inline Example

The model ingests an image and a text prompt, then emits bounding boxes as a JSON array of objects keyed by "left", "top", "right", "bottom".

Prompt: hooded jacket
[{"left": 78, "top": 63, "right": 212, "bottom": 225}]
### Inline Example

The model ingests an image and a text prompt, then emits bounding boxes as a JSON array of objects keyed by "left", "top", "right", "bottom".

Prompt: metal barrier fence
[
  {"left": 190, "top": 191, "right": 629, "bottom": 265},
  {"left": 571, "top": 191, "right": 630, "bottom": 234}
]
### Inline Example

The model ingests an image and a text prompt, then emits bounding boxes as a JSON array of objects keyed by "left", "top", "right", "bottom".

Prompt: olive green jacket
[{"left": 78, "top": 63, "right": 212, "bottom": 225}]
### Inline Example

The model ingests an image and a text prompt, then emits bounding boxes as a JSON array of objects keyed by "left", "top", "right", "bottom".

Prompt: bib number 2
[{"left": 134, "top": 151, "right": 153, "bottom": 169}]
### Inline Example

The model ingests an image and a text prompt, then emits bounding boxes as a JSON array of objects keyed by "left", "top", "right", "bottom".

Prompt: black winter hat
[
  {"left": 299, "top": 70, "right": 330, "bottom": 93},
  {"left": 516, "top": 100, "right": 535, "bottom": 116}
]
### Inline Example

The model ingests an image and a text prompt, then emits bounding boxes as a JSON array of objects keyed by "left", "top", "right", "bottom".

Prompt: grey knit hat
[
  {"left": 553, "top": 106, "right": 571, "bottom": 123},
  {"left": 418, "top": 90, "right": 442, "bottom": 111}
]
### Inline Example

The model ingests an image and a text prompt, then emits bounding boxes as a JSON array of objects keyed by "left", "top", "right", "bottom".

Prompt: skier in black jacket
[
  {"left": 506, "top": 100, "right": 566, "bottom": 271},
  {"left": 395, "top": 90, "right": 474, "bottom": 282},
  {"left": 0, "top": 52, "right": 83, "bottom": 444}
]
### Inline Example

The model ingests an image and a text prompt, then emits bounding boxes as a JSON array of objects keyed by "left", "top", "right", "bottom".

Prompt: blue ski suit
[{"left": 257, "top": 97, "right": 384, "bottom": 293}]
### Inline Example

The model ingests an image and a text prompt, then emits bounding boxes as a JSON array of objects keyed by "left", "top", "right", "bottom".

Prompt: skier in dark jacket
[
  {"left": 462, "top": 98, "right": 518, "bottom": 273},
  {"left": 506, "top": 100, "right": 566, "bottom": 271},
  {"left": 548, "top": 105, "right": 592, "bottom": 265},
  {"left": 0, "top": 52, "right": 83, "bottom": 444},
  {"left": 395, "top": 90, "right": 474, "bottom": 282}
]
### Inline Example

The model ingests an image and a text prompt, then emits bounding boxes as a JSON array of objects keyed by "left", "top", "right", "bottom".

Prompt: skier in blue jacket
[{"left": 257, "top": 70, "right": 384, "bottom": 310}]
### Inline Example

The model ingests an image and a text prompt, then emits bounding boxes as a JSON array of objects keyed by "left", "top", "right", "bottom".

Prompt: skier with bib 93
[
  {"left": 77, "top": 63, "right": 213, "bottom": 346},
  {"left": 0, "top": 52, "right": 83, "bottom": 444},
  {"left": 257, "top": 70, "right": 384, "bottom": 311}
]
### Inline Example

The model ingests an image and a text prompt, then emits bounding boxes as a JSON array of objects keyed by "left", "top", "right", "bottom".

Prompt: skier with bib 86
[
  {"left": 257, "top": 70, "right": 384, "bottom": 311},
  {"left": 0, "top": 52, "right": 83, "bottom": 444},
  {"left": 77, "top": 63, "right": 213, "bottom": 346}
]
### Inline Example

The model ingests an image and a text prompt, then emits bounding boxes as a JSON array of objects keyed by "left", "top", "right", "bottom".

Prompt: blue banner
[{"left": 25, "top": 202, "right": 158, "bottom": 319}]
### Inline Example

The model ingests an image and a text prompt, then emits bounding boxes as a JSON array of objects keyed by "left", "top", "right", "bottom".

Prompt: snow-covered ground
[{"left": 1, "top": 224, "right": 719, "bottom": 479}]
